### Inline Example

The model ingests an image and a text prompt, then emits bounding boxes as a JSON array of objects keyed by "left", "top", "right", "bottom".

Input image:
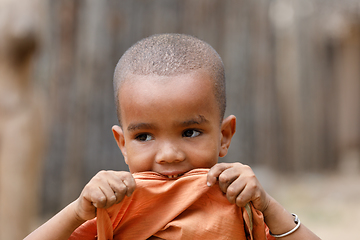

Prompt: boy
[{"left": 25, "top": 34, "right": 320, "bottom": 239}]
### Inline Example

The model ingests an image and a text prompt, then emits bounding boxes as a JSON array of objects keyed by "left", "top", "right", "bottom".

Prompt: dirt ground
[{"left": 254, "top": 167, "right": 360, "bottom": 240}]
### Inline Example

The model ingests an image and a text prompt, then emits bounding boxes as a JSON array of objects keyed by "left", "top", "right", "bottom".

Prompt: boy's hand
[
  {"left": 73, "top": 170, "right": 136, "bottom": 221},
  {"left": 207, "top": 163, "right": 270, "bottom": 213}
]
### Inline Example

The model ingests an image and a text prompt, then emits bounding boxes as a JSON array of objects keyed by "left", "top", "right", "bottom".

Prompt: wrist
[
  {"left": 261, "top": 194, "right": 277, "bottom": 219},
  {"left": 269, "top": 213, "right": 301, "bottom": 237},
  {"left": 68, "top": 200, "right": 88, "bottom": 224},
  {"left": 262, "top": 196, "right": 297, "bottom": 236}
]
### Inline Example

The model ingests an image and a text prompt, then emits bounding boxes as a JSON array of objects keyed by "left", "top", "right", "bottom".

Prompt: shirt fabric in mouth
[{"left": 69, "top": 169, "right": 273, "bottom": 240}]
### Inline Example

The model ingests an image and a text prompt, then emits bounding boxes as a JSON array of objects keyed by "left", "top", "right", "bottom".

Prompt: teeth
[{"left": 167, "top": 174, "right": 179, "bottom": 179}]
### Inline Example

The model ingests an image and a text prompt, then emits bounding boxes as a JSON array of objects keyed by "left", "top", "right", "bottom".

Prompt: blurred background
[{"left": 1, "top": 0, "right": 359, "bottom": 239}]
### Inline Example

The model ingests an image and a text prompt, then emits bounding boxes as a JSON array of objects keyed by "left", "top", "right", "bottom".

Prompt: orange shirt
[{"left": 69, "top": 169, "right": 274, "bottom": 240}]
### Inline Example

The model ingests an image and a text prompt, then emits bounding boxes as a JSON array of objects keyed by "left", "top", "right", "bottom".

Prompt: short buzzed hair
[{"left": 113, "top": 33, "right": 226, "bottom": 125}]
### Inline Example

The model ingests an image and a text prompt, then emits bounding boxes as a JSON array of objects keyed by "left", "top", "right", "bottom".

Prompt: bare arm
[
  {"left": 207, "top": 163, "right": 321, "bottom": 240},
  {"left": 262, "top": 196, "right": 320, "bottom": 240},
  {"left": 24, "top": 201, "right": 85, "bottom": 240}
]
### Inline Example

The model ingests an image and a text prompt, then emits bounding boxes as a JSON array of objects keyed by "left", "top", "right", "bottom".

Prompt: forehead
[{"left": 118, "top": 71, "right": 219, "bottom": 124}]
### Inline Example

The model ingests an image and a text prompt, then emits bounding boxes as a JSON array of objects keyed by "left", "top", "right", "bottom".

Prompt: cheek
[
  {"left": 188, "top": 140, "right": 220, "bottom": 167},
  {"left": 125, "top": 143, "right": 155, "bottom": 172}
]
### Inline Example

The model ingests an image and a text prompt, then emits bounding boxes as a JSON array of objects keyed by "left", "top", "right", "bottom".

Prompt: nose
[{"left": 155, "top": 141, "right": 185, "bottom": 164}]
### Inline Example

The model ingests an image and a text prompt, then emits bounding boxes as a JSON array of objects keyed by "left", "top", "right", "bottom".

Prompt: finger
[
  {"left": 228, "top": 169, "right": 262, "bottom": 207},
  {"left": 107, "top": 179, "right": 127, "bottom": 204},
  {"left": 99, "top": 184, "right": 117, "bottom": 208},
  {"left": 85, "top": 185, "right": 107, "bottom": 209},
  {"left": 105, "top": 171, "right": 135, "bottom": 204},
  {"left": 90, "top": 172, "right": 118, "bottom": 208},
  {"left": 234, "top": 182, "right": 259, "bottom": 208},
  {"left": 207, "top": 163, "right": 233, "bottom": 187},
  {"left": 121, "top": 172, "right": 136, "bottom": 197},
  {"left": 110, "top": 171, "right": 136, "bottom": 198},
  {"left": 217, "top": 167, "right": 241, "bottom": 193},
  {"left": 82, "top": 171, "right": 111, "bottom": 208},
  {"left": 81, "top": 184, "right": 104, "bottom": 209},
  {"left": 225, "top": 177, "right": 246, "bottom": 204}
]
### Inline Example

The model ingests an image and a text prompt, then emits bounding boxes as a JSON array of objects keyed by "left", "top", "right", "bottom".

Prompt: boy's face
[{"left": 112, "top": 70, "right": 236, "bottom": 177}]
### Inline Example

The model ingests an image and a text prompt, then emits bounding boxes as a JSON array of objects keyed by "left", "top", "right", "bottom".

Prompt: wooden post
[
  {"left": 333, "top": 17, "right": 360, "bottom": 173},
  {"left": 270, "top": 0, "right": 304, "bottom": 171},
  {"left": 0, "top": 0, "right": 46, "bottom": 238}
]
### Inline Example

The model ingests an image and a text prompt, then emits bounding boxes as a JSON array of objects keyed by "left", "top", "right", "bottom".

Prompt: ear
[
  {"left": 112, "top": 125, "right": 128, "bottom": 164},
  {"left": 219, "top": 115, "right": 236, "bottom": 157}
]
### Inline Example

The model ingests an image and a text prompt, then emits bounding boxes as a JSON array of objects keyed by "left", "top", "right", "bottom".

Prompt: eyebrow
[
  {"left": 179, "top": 115, "right": 209, "bottom": 127},
  {"left": 127, "top": 122, "right": 157, "bottom": 132},
  {"left": 126, "top": 115, "right": 209, "bottom": 132}
]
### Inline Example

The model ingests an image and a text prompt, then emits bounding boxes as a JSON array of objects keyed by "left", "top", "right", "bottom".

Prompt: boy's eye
[
  {"left": 182, "top": 129, "right": 201, "bottom": 138},
  {"left": 135, "top": 134, "right": 153, "bottom": 142}
]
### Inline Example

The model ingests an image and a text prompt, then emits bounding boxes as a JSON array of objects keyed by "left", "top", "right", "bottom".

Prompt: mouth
[
  {"left": 161, "top": 172, "right": 186, "bottom": 179},
  {"left": 165, "top": 173, "right": 183, "bottom": 179}
]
